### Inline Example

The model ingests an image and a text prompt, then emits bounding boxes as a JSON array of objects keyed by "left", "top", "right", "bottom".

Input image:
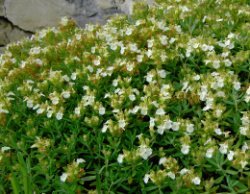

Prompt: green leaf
[
  {"left": 10, "top": 173, "right": 21, "bottom": 194},
  {"left": 214, "top": 176, "right": 224, "bottom": 184}
]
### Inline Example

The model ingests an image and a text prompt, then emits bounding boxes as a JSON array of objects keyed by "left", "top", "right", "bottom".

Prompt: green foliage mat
[{"left": 0, "top": 0, "right": 249, "bottom": 193}]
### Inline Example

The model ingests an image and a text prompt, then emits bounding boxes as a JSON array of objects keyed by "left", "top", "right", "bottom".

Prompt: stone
[
  {"left": 0, "top": 0, "right": 5, "bottom": 16},
  {"left": 95, "top": 0, "right": 114, "bottom": 10},
  {"left": 0, "top": 18, "right": 30, "bottom": 46},
  {"left": 0, "top": 46, "right": 5, "bottom": 54},
  {"left": 8, "top": 27, "right": 30, "bottom": 43},
  {"left": 0, "top": 18, "right": 11, "bottom": 45},
  {"left": 4, "top": 0, "right": 75, "bottom": 32}
]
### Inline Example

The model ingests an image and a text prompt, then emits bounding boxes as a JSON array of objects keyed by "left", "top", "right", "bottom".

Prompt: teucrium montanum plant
[{"left": 0, "top": 0, "right": 249, "bottom": 193}]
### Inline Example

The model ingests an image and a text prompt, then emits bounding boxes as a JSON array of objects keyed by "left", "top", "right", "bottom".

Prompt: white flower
[
  {"left": 199, "top": 85, "right": 208, "bottom": 101},
  {"left": 101, "top": 123, "right": 109, "bottom": 133},
  {"left": 146, "top": 72, "right": 154, "bottom": 83},
  {"left": 193, "top": 43, "right": 200, "bottom": 49},
  {"left": 192, "top": 177, "right": 201, "bottom": 185},
  {"left": 36, "top": 108, "right": 45, "bottom": 114},
  {"left": 203, "top": 97, "right": 214, "bottom": 111},
  {"left": 129, "top": 94, "right": 136, "bottom": 101},
  {"left": 120, "top": 44, "right": 126, "bottom": 54},
  {"left": 181, "top": 144, "right": 190, "bottom": 155},
  {"left": 167, "top": 172, "right": 175, "bottom": 180},
  {"left": 171, "top": 122, "right": 180, "bottom": 131},
  {"left": 126, "top": 63, "right": 134, "bottom": 71},
  {"left": 156, "top": 108, "right": 165, "bottom": 116},
  {"left": 1, "top": 146, "right": 11, "bottom": 152},
  {"left": 182, "top": 81, "right": 189, "bottom": 91},
  {"left": 149, "top": 117, "right": 155, "bottom": 128},
  {"left": 82, "top": 95, "right": 95, "bottom": 106},
  {"left": 147, "top": 39, "right": 154, "bottom": 48},
  {"left": 160, "top": 53, "right": 167, "bottom": 62},
  {"left": 214, "top": 128, "right": 222, "bottom": 135},
  {"left": 241, "top": 114, "right": 249, "bottom": 126},
  {"left": 60, "top": 17, "right": 69, "bottom": 26},
  {"left": 56, "top": 112, "right": 63, "bottom": 120},
  {"left": 34, "top": 59, "right": 43, "bottom": 66},
  {"left": 93, "top": 57, "right": 101, "bottom": 66},
  {"left": 29, "top": 47, "right": 41, "bottom": 55},
  {"left": 159, "top": 157, "right": 167, "bottom": 165},
  {"left": 118, "top": 119, "right": 126, "bottom": 129},
  {"left": 227, "top": 151, "right": 234, "bottom": 161},
  {"left": 224, "top": 59, "right": 232, "bottom": 67},
  {"left": 240, "top": 127, "right": 248, "bottom": 136},
  {"left": 125, "top": 28, "right": 133, "bottom": 35},
  {"left": 240, "top": 160, "right": 248, "bottom": 168},
  {"left": 99, "top": 106, "right": 106, "bottom": 115},
  {"left": 110, "top": 42, "right": 118, "bottom": 51},
  {"left": 193, "top": 75, "right": 200, "bottom": 80},
  {"left": 74, "top": 107, "right": 81, "bottom": 115},
  {"left": 117, "top": 154, "right": 124, "bottom": 164},
  {"left": 140, "top": 106, "right": 148, "bottom": 115},
  {"left": 91, "top": 46, "right": 96, "bottom": 53},
  {"left": 60, "top": 173, "right": 68, "bottom": 182},
  {"left": 63, "top": 75, "right": 70, "bottom": 82},
  {"left": 143, "top": 174, "right": 150, "bottom": 184},
  {"left": 32, "top": 104, "right": 40, "bottom": 110},
  {"left": 242, "top": 142, "right": 249, "bottom": 152},
  {"left": 62, "top": 91, "right": 70, "bottom": 99},
  {"left": 205, "top": 148, "right": 214, "bottom": 158},
  {"left": 87, "top": 65, "right": 93, "bottom": 73},
  {"left": 137, "top": 55, "right": 144, "bottom": 63},
  {"left": 112, "top": 109, "right": 119, "bottom": 113},
  {"left": 51, "top": 97, "right": 59, "bottom": 105},
  {"left": 71, "top": 73, "right": 77, "bottom": 80},
  {"left": 76, "top": 34, "right": 81, "bottom": 40},
  {"left": 146, "top": 49, "right": 153, "bottom": 58},
  {"left": 215, "top": 108, "right": 223, "bottom": 117},
  {"left": 201, "top": 44, "right": 209, "bottom": 51},
  {"left": 159, "top": 35, "right": 168, "bottom": 45},
  {"left": 169, "top": 38, "right": 176, "bottom": 44},
  {"left": 130, "top": 106, "right": 140, "bottom": 114},
  {"left": 233, "top": 82, "right": 240, "bottom": 90},
  {"left": 152, "top": 101, "right": 159, "bottom": 108},
  {"left": 180, "top": 168, "right": 189, "bottom": 175},
  {"left": 76, "top": 158, "right": 86, "bottom": 164},
  {"left": 246, "top": 86, "right": 250, "bottom": 95},
  {"left": 164, "top": 119, "right": 172, "bottom": 130},
  {"left": 139, "top": 145, "right": 152, "bottom": 160},
  {"left": 158, "top": 69, "right": 167, "bottom": 78},
  {"left": 129, "top": 43, "right": 138, "bottom": 52},
  {"left": 186, "top": 123, "right": 195, "bottom": 134},
  {"left": 157, "top": 124, "right": 166, "bottom": 135},
  {"left": 47, "top": 110, "right": 53, "bottom": 118},
  {"left": 219, "top": 143, "right": 228, "bottom": 154},
  {"left": 112, "top": 79, "right": 118, "bottom": 87},
  {"left": 20, "top": 61, "right": 27, "bottom": 68},
  {"left": 212, "top": 60, "right": 220, "bottom": 69}
]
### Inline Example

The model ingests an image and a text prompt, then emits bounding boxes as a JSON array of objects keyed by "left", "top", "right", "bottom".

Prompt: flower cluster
[{"left": 0, "top": 0, "right": 249, "bottom": 193}]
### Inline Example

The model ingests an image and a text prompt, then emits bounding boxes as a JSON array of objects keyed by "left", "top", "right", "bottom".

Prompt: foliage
[{"left": 0, "top": 0, "right": 249, "bottom": 193}]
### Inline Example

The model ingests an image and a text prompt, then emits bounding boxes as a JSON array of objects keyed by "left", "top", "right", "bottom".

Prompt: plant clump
[{"left": 0, "top": 0, "right": 249, "bottom": 193}]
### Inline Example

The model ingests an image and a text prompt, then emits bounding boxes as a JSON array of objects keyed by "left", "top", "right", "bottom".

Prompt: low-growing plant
[{"left": 0, "top": 0, "right": 249, "bottom": 193}]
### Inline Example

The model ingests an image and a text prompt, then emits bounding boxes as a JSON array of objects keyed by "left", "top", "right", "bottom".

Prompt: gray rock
[
  {"left": 0, "top": 18, "right": 30, "bottom": 45},
  {"left": 8, "top": 27, "right": 30, "bottom": 43},
  {"left": 4, "top": 0, "right": 75, "bottom": 32},
  {"left": 0, "top": 46, "right": 5, "bottom": 54},
  {"left": 0, "top": 18, "right": 11, "bottom": 45},
  {"left": 0, "top": 0, "right": 5, "bottom": 16}
]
